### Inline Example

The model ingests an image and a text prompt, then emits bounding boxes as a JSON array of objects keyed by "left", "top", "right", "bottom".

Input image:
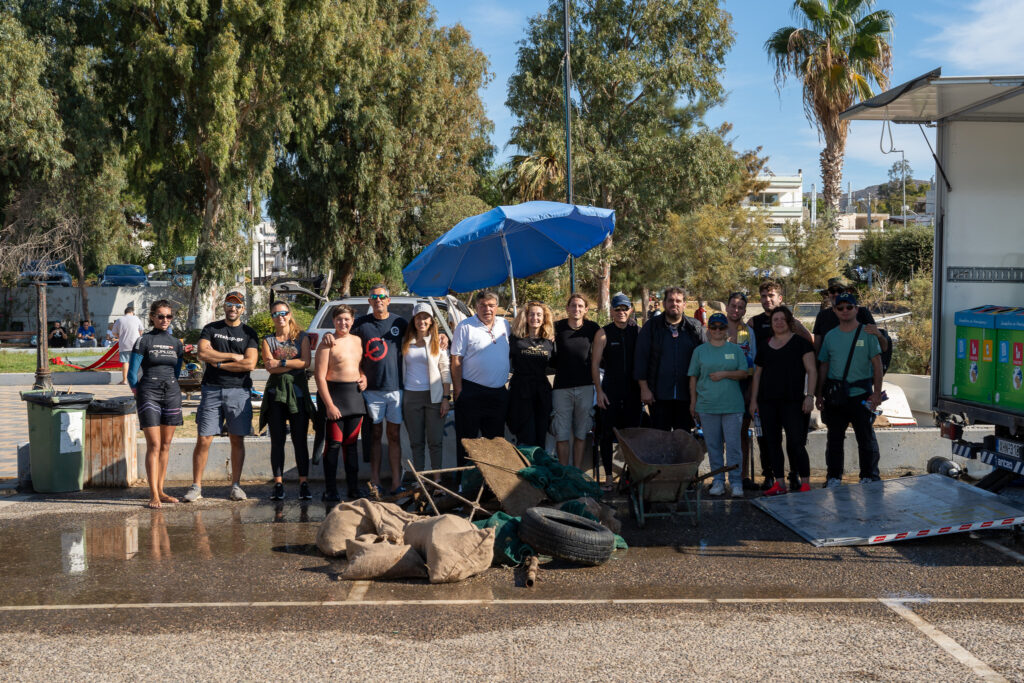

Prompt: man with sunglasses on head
[
  {"left": 812, "top": 277, "right": 889, "bottom": 356},
  {"left": 451, "top": 290, "right": 511, "bottom": 470},
  {"left": 351, "top": 284, "right": 408, "bottom": 495},
  {"left": 635, "top": 286, "right": 707, "bottom": 432},
  {"left": 184, "top": 290, "right": 259, "bottom": 503},
  {"left": 814, "top": 291, "right": 884, "bottom": 487}
]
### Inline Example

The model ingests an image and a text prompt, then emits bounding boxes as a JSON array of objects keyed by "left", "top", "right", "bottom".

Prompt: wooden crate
[{"left": 84, "top": 412, "right": 138, "bottom": 487}]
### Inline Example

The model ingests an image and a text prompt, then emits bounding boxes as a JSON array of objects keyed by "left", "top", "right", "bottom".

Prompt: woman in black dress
[
  {"left": 749, "top": 306, "right": 817, "bottom": 495},
  {"left": 507, "top": 301, "right": 555, "bottom": 447}
]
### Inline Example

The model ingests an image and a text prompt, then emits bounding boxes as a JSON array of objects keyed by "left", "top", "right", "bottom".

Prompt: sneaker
[
  {"left": 182, "top": 484, "right": 202, "bottom": 503},
  {"left": 859, "top": 477, "right": 879, "bottom": 484},
  {"left": 708, "top": 481, "right": 726, "bottom": 496},
  {"left": 825, "top": 477, "right": 842, "bottom": 489},
  {"left": 759, "top": 477, "right": 776, "bottom": 491},
  {"left": 731, "top": 483, "right": 745, "bottom": 498},
  {"left": 270, "top": 482, "right": 285, "bottom": 500},
  {"left": 229, "top": 484, "right": 247, "bottom": 501},
  {"left": 763, "top": 482, "right": 788, "bottom": 496},
  {"left": 797, "top": 482, "right": 812, "bottom": 493},
  {"left": 742, "top": 477, "right": 759, "bottom": 491},
  {"left": 322, "top": 490, "right": 341, "bottom": 503},
  {"left": 299, "top": 482, "right": 313, "bottom": 500}
]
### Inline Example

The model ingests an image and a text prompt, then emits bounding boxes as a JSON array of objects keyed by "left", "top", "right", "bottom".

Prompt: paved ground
[{"left": 1, "top": 487, "right": 1023, "bottom": 680}]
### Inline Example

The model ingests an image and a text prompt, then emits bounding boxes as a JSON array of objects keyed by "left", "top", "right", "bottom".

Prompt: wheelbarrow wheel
[{"left": 519, "top": 507, "right": 615, "bottom": 566}]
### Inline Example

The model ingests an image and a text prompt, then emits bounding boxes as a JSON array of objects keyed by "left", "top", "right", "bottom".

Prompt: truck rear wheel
[{"left": 975, "top": 468, "right": 1017, "bottom": 492}]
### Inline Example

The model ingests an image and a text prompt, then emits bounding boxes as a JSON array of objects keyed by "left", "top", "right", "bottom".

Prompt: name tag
[
  {"left": 856, "top": 340, "right": 865, "bottom": 347},
  {"left": 724, "top": 353, "right": 735, "bottom": 359}
]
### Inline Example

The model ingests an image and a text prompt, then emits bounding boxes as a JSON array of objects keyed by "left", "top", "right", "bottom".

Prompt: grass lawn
[{"left": 0, "top": 349, "right": 109, "bottom": 373}]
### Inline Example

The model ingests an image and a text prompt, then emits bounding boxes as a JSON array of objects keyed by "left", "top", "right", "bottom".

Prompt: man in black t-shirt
[
  {"left": 184, "top": 291, "right": 259, "bottom": 503},
  {"left": 812, "top": 277, "right": 889, "bottom": 356},
  {"left": 352, "top": 284, "right": 408, "bottom": 493},
  {"left": 552, "top": 293, "right": 600, "bottom": 468}
]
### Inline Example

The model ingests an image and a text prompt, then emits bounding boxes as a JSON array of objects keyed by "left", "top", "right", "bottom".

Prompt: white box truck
[{"left": 842, "top": 68, "right": 1024, "bottom": 490}]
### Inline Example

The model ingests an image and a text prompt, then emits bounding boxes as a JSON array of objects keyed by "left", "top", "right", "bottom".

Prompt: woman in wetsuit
[
  {"left": 314, "top": 305, "right": 367, "bottom": 501},
  {"left": 128, "top": 299, "right": 184, "bottom": 509},
  {"left": 261, "top": 301, "right": 312, "bottom": 501},
  {"left": 506, "top": 301, "right": 555, "bottom": 447}
]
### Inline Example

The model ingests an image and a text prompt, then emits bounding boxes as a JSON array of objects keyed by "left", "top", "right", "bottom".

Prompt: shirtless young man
[{"left": 314, "top": 305, "right": 367, "bottom": 501}]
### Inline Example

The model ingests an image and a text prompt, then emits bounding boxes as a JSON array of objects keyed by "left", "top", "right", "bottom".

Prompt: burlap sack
[
  {"left": 402, "top": 514, "right": 476, "bottom": 555},
  {"left": 316, "top": 505, "right": 374, "bottom": 557},
  {"left": 342, "top": 536, "right": 427, "bottom": 580},
  {"left": 425, "top": 526, "right": 496, "bottom": 584}
]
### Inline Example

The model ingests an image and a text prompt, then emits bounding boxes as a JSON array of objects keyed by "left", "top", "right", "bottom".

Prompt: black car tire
[{"left": 518, "top": 507, "right": 615, "bottom": 566}]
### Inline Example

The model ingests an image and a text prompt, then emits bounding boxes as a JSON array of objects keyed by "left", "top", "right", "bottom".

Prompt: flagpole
[{"left": 563, "top": 0, "right": 575, "bottom": 293}]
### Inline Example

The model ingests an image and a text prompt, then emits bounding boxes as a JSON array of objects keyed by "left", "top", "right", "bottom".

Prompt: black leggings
[
  {"left": 325, "top": 415, "right": 363, "bottom": 496},
  {"left": 598, "top": 395, "right": 643, "bottom": 477},
  {"left": 266, "top": 394, "right": 310, "bottom": 478},
  {"left": 758, "top": 398, "right": 810, "bottom": 481}
]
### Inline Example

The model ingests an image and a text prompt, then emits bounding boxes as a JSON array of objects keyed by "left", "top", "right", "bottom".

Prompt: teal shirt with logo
[
  {"left": 687, "top": 341, "right": 747, "bottom": 414},
  {"left": 818, "top": 326, "right": 881, "bottom": 396}
]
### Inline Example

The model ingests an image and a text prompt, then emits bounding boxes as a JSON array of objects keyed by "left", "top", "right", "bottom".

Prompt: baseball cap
[
  {"left": 224, "top": 290, "right": 245, "bottom": 305},
  {"left": 412, "top": 301, "right": 433, "bottom": 318},
  {"left": 707, "top": 312, "right": 728, "bottom": 326},
  {"left": 826, "top": 276, "right": 853, "bottom": 290},
  {"left": 835, "top": 292, "right": 858, "bottom": 307},
  {"left": 611, "top": 292, "right": 631, "bottom": 309}
]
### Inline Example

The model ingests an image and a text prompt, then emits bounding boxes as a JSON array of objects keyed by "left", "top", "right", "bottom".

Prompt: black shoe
[
  {"left": 347, "top": 486, "right": 359, "bottom": 500},
  {"left": 759, "top": 478, "right": 776, "bottom": 491},
  {"left": 742, "top": 477, "right": 759, "bottom": 491},
  {"left": 322, "top": 490, "right": 341, "bottom": 503},
  {"left": 298, "top": 481, "right": 312, "bottom": 500},
  {"left": 270, "top": 482, "right": 285, "bottom": 500}
]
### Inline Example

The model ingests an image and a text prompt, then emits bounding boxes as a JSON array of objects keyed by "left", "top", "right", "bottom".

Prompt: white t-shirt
[
  {"left": 112, "top": 314, "right": 144, "bottom": 351},
  {"left": 451, "top": 316, "right": 511, "bottom": 389},
  {"left": 403, "top": 343, "right": 430, "bottom": 391}
]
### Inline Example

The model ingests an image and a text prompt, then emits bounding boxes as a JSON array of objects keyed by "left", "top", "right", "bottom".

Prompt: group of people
[{"left": 125, "top": 276, "right": 889, "bottom": 509}]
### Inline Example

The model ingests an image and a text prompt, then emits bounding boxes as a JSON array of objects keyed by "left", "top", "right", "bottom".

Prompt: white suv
[{"left": 305, "top": 294, "right": 470, "bottom": 370}]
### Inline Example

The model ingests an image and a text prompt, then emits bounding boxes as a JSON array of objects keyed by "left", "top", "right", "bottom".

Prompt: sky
[{"left": 431, "top": 0, "right": 1024, "bottom": 193}]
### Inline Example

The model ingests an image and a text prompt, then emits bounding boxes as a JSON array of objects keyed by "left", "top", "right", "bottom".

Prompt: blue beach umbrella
[{"left": 403, "top": 201, "right": 615, "bottom": 309}]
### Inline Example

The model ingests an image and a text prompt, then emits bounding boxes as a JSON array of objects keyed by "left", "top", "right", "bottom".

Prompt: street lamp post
[{"left": 32, "top": 282, "right": 52, "bottom": 391}]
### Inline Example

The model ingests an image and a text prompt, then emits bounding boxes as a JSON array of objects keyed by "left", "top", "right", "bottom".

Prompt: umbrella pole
[{"left": 500, "top": 232, "right": 517, "bottom": 316}]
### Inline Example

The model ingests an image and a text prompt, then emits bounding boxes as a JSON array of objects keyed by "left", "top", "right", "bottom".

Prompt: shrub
[{"left": 888, "top": 272, "right": 932, "bottom": 375}]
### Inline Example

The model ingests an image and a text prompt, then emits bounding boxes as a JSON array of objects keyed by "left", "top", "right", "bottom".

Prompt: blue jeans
[{"left": 699, "top": 412, "right": 744, "bottom": 486}]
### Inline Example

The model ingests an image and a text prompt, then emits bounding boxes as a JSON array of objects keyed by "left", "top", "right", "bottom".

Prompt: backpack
[{"left": 879, "top": 328, "right": 893, "bottom": 375}]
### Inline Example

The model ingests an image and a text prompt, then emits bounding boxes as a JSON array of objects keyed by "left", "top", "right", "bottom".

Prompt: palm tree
[{"left": 766, "top": 0, "right": 894, "bottom": 226}]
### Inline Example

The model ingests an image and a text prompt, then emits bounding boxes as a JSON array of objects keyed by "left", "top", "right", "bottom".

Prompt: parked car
[
  {"left": 100, "top": 264, "right": 149, "bottom": 287},
  {"left": 18, "top": 260, "right": 73, "bottom": 287},
  {"left": 172, "top": 256, "right": 195, "bottom": 287},
  {"left": 306, "top": 294, "right": 471, "bottom": 371}
]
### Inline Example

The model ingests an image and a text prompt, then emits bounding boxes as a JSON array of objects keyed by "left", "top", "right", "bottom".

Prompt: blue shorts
[
  {"left": 196, "top": 386, "right": 253, "bottom": 437},
  {"left": 362, "top": 389, "right": 402, "bottom": 424}
]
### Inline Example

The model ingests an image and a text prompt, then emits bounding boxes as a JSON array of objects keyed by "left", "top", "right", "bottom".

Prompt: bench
[{"left": 0, "top": 331, "right": 35, "bottom": 347}]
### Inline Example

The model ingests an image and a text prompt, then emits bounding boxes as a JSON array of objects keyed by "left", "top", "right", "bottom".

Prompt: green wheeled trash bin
[{"left": 20, "top": 390, "right": 95, "bottom": 493}]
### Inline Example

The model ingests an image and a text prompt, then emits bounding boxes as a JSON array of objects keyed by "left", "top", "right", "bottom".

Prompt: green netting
[
  {"left": 516, "top": 446, "right": 604, "bottom": 502},
  {"left": 558, "top": 501, "right": 628, "bottom": 550},
  {"left": 473, "top": 511, "right": 534, "bottom": 566}
]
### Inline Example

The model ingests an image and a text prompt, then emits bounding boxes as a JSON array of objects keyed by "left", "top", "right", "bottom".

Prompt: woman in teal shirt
[{"left": 688, "top": 312, "right": 749, "bottom": 497}]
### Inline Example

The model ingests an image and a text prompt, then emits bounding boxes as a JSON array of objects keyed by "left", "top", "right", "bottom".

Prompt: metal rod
[
  {"left": 500, "top": 232, "right": 517, "bottom": 316},
  {"left": 563, "top": 0, "right": 575, "bottom": 294},
  {"left": 406, "top": 459, "right": 440, "bottom": 516},
  {"left": 525, "top": 555, "right": 539, "bottom": 588},
  {"left": 33, "top": 282, "right": 52, "bottom": 391}
]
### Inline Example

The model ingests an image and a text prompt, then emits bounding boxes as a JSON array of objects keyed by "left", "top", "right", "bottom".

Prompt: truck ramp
[{"left": 753, "top": 474, "right": 1024, "bottom": 546}]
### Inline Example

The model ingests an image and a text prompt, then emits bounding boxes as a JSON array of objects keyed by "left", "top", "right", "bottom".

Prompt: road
[{"left": 0, "top": 489, "right": 1022, "bottom": 681}]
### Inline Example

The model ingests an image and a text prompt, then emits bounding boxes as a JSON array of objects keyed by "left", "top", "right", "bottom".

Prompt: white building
[
  {"left": 250, "top": 221, "right": 299, "bottom": 283},
  {"left": 744, "top": 171, "right": 804, "bottom": 244}
]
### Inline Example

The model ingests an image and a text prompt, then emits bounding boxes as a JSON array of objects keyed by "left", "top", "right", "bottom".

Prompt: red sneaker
[
  {"left": 797, "top": 483, "right": 811, "bottom": 492},
  {"left": 763, "top": 482, "right": 788, "bottom": 496}
]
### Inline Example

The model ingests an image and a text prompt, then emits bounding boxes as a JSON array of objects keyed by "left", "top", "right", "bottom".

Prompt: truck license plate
[{"left": 996, "top": 438, "right": 1024, "bottom": 459}]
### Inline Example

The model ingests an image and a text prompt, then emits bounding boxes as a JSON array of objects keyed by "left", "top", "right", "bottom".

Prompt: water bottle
[
  {"left": 861, "top": 400, "right": 883, "bottom": 424},
  {"left": 694, "top": 420, "right": 704, "bottom": 439},
  {"left": 752, "top": 412, "right": 763, "bottom": 437}
]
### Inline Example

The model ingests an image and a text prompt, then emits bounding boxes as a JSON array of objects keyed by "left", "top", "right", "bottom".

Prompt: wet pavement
[{"left": 1, "top": 489, "right": 1023, "bottom": 680}]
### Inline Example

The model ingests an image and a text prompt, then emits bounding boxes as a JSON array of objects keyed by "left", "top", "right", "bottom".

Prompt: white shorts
[
  {"left": 552, "top": 386, "right": 595, "bottom": 441},
  {"left": 363, "top": 389, "right": 403, "bottom": 424}
]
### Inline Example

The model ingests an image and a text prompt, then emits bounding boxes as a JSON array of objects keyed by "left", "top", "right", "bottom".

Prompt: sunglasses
[
  {"left": 707, "top": 323, "right": 727, "bottom": 330},
  {"left": 271, "top": 311, "right": 289, "bottom": 318},
  {"left": 834, "top": 304, "right": 854, "bottom": 311},
  {"left": 828, "top": 287, "right": 844, "bottom": 295},
  {"left": 613, "top": 306, "right": 630, "bottom": 312},
  {"left": 154, "top": 314, "right": 173, "bottom": 321},
  {"left": 369, "top": 294, "right": 389, "bottom": 300},
  {"left": 224, "top": 302, "right": 243, "bottom": 309}
]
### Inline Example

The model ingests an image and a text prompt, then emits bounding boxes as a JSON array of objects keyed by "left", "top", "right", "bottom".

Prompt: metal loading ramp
[{"left": 753, "top": 474, "right": 1024, "bottom": 547}]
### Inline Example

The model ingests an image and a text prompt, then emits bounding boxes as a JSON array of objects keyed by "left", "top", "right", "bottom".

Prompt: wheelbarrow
[{"left": 615, "top": 427, "right": 734, "bottom": 528}]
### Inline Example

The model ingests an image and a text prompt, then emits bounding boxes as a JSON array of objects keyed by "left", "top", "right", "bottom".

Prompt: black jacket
[{"left": 634, "top": 314, "right": 707, "bottom": 401}]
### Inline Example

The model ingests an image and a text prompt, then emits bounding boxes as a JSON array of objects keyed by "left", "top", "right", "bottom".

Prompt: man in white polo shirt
[{"left": 450, "top": 290, "right": 511, "bottom": 467}]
